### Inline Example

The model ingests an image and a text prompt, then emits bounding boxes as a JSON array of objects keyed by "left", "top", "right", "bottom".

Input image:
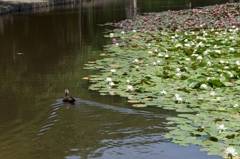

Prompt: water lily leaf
[
  {"left": 127, "top": 99, "right": 141, "bottom": 103},
  {"left": 90, "top": 78, "right": 105, "bottom": 81},
  {"left": 132, "top": 104, "right": 147, "bottom": 107},
  {"left": 144, "top": 98, "right": 153, "bottom": 101},
  {"left": 208, "top": 80, "right": 223, "bottom": 87},
  {"left": 16, "top": 52, "right": 24, "bottom": 55},
  {"left": 223, "top": 82, "right": 234, "bottom": 87},
  {"left": 82, "top": 77, "right": 91, "bottom": 80}
]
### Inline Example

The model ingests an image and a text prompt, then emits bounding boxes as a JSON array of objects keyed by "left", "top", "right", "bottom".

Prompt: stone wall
[{"left": 0, "top": 0, "right": 80, "bottom": 14}]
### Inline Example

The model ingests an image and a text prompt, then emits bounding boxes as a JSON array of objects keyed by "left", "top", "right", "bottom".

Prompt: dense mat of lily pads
[{"left": 84, "top": 3, "right": 240, "bottom": 158}]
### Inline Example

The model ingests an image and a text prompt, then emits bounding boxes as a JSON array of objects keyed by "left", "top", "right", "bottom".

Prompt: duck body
[
  {"left": 63, "top": 96, "right": 75, "bottom": 103},
  {"left": 63, "top": 89, "right": 75, "bottom": 103}
]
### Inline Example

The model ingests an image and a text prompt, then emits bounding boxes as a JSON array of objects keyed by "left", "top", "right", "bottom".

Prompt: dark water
[{"left": 0, "top": 0, "right": 233, "bottom": 158}]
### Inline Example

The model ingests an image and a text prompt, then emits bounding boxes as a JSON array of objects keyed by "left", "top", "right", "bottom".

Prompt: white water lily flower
[
  {"left": 121, "top": 31, "right": 125, "bottom": 34},
  {"left": 133, "top": 59, "right": 139, "bottom": 63},
  {"left": 225, "top": 147, "right": 238, "bottom": 157},
  {"left": 158, "top": 53, "right": 163, "bottom": 57},
  {"left": 229, "top": 36, "right": 234, "bottom": 39},
  {"left": 110, "top": 69, "right": 116, "bottom": 72},
  {"left": 161, "top": 90, "right": 167, "bottom": 95},
  {"left": 109, "top": 81, "right": 115, "bottom": 86},
  {"left": 176, "top": 73, "right": 181, "bottom": 78},
  {"left": 106, "top": 77, "right": 112, "bottom": 82},
  {"left": 175, "top": 67, "right": 181, "bottom": 72},
  {"left": 126, "top": 85, "right": 133, "bottom": 91},
  {"left": 227, "top": 72, "right": 233, "bottom": 77},
  {"left": 206, "top": 77, "right": 211, "bottom": 81},
  {"left": 175, "top": 29, "right": 180, "bottom": 32},
  {"left": 200, "top": 84, "right": 207, "bottom": 89},
  {"left": 224, "top": 66, "right": 229, "bottom": 69},
  {"left": 196, "top": 42, "right": 204, "bottom": 47},
  {"left": 184, "top": 43, "right": 191, "bottom": 47},
  {"left": 233, "top": 104, "right": 239, "bottom": 107},
  {"left": 197, "top": 56, "right": 203, "bottom": 60},
  {"left": 215, "top": 50, "right": 221, "bottom": 54},
  {"left": 203, "top": 32, "right": 208, "bottom": 36},
  {"left": 126, "top": 80, "right": 130, "bottom": 83},
  {"left": 216, "top": 97, "right": 221, "bottom": 101},
  {"left": 217, "top": 124, "right": 227, "bottom": 132},
  {"left": 229, "top": 48, "right": 235, "bottom": 52},
  {"left": 148, "top": 51, "right": 153, "bottom": 54},
  {"left": 207, "top": 61, "right": 212, "bottom": 66},
  {"left": 175, "top": 94, "right": 182, "bottom": 102},
  {"left": 157, "top": 60, "right": 161, "bottom": 63},
  {"left": 154, "top": 49, "right": 158, "bottom": 52},
  {"left": 236, "top": 61, "right": 240, "bottom": 65},
  {"left": 186, "top": 58, "right": 191, "bottom": 61},
  {"left": 109, "top": 33, "right": 114, "bottom": 38},
  {"left": 115, "top": 43, "right": 119, "bottom": 46},
  {"left": 132, "top": 30, "right": 136, "bottom": 32},
  {"left": 214, "top": 45, "right": 218, "bottom": 48},
  {"left": 153, "top": 62, "right": 157, "bottom": 66},
  {"left": 175, "top": 43, "right": 182, "bottom": 48},
  {"left": 165, "top": 54, "right": 169, "bottom": 58},
  {"left": 184, "top": 39, "right": 188, "bottom": 42},
  {"left": 210, "top": 91, "right": 215, "bottom": 96},
  {"left": 203, "top": 50, "right": 210, "bottom": 55},
  {"left": 191, "top": 54, "right": 198, "bottom": 57},
  {"left": 219, "top": 60, "right": 225, "bottom": 64}
]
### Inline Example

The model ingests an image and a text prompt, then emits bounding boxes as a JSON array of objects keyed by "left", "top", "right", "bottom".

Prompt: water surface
[{"left": 0, "top": 0, "right": 233, "bottom": 158}]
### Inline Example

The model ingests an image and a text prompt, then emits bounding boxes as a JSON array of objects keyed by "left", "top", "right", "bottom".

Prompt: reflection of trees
[
  {"left": 0, "top": 0, "right": 129, "bottom": 127},
  {"left": 125, "top": 0, "right": 138, "bottom": 18},
  {"left": 229, "top": 0, "right": 240, "bottom": 2},
  {"left": 191, "top": 0, "right": 230, "bottom": 7}
]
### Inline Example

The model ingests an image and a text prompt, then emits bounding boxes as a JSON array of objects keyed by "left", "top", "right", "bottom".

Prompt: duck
[{"left": 63, "top": 89, "right": 75, "bottom": 103}]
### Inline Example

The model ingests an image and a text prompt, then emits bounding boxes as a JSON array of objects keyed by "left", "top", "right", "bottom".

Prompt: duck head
[{"left": 65, "top": 89, "right": 69, "bottom": 96}]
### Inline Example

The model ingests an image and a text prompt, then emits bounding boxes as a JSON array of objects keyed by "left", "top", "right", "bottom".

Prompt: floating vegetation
[{"left": 84, "top": 2, "right": 240, "bottom": 158}]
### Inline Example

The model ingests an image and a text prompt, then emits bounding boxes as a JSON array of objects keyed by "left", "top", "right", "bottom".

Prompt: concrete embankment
[{"left": 0, "top": 0, "right": 80, "bottom": 14}]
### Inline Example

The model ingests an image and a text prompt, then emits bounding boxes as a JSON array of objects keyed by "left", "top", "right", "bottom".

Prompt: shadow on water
[{"left": 0, "top": 0, "right": 233, "bottom": 158}]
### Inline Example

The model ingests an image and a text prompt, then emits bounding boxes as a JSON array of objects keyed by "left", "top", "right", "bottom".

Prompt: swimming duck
[{"left": 63, "top": 89, "right": 75, "bottom": 103}]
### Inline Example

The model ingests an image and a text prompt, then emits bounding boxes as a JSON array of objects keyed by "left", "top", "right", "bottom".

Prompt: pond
[{"left": 0, "top": 0, "right": 235, "bottom": 158}]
